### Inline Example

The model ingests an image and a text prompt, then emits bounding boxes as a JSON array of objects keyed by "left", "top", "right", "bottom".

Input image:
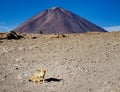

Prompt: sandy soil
[{"left": 0, "top": 32, "right": 120, "bottom": 92}]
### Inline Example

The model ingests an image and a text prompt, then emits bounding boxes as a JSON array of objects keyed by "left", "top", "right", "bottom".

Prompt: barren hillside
[
  {"left": 0, "top": 32, "right": 120, "bottom": 92},
  {"left": 15, "top": 7, "right": 106, "bottom": 33}
]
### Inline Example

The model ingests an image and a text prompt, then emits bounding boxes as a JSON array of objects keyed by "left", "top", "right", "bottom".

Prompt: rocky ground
[{"left": 0, "top": 32, "right": 120, "bottom": 92}]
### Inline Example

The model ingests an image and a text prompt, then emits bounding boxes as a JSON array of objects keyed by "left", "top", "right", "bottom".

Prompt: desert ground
[{"left": 0, "top": 32, "right": 120, "bottom": 92}]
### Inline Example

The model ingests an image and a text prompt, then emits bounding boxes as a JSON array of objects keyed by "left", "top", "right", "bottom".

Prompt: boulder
[{"left": 6, "top": 31, "right": 23, "bottom": 40}]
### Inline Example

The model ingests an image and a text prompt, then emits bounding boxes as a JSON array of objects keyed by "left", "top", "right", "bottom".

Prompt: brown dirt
[{"left": 0, "top": 32, "right": 120, "bottom": 92}]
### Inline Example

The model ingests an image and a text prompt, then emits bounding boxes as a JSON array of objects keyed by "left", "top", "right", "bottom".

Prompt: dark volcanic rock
[
  {"left": 15, "top": 7, "right": 107, "bottom": 34},
  {"left": 6, "top": 31, "right": 23, "bottom": 40}
]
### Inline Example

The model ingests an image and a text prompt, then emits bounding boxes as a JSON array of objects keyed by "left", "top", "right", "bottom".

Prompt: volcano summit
[{"left": 15, "top": 7, "right": 107, "bottom": 34}]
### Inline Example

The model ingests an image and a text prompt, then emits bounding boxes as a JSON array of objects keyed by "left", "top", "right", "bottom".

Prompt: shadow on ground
[{"left": 45, "top": 78, "right": 63, "bottom": 82}]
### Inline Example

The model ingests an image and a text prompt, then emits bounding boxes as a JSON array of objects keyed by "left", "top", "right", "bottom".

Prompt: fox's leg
[
  {"left": 30, "top": 75, "right": 34, "bottom": 81},
  {"left": 38, "top": 78, "right": 40, "bottom": 84},
  {"left": 38, "top": 79, "right": 40, "bottom": 85},
  {"left": 34, "top": 77, "right": 37, "bottom": 84},
  {"left": 36, "top": 76, "right": 40, "bottom": 85},
  {"left": 34, "top": 76, "right": 38, "bottom": 84},
  {"left": 43, "top": 78, "right": 45, "bottom": 83},
  {"left": 41, "top": 77, "right": 45, "bottom": 83},
  {"left": 34, "top": 80, "right": 36, "bottom": 84},
  {"left": 30, "top": 75, "right": 36, "bottom": 84}
]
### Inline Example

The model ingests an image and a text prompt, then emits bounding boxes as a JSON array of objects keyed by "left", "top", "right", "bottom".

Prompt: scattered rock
[
  {"left": 6, "top": 31, "right": 23, "bottom": 40},
  {"left": 0, "top": 41, "right": 3, "bottom": 43},
  {"left": 17, "top": 74, "right": 23, "bottom": 80},
  {"left": 56, "top": 34, "right": 66, "bottom": 38},
  {"left": 0, "top": 32, "right": 120, "bottom": 92},
  {"left": 50, "top": 34, "right": 66, "bottom": 38},
  {"left": 3, "top": 75, "right": 7, "bottom": 78},
  {"left": 15, "top": 67, "right": 19, "bottom": 70},
  {"left": 0, "top": 33, "right": 7, "bottom": 40},
  {"left": 31, "top": 36, "right": 37, "bottom": 39}
]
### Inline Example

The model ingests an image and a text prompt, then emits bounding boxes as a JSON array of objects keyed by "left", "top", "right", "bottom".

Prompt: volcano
[{"left": 15, "top": 7, "right": 107, "bottom": 34}]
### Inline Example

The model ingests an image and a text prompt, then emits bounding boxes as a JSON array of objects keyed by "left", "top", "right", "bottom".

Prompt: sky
[{"left": 0, "top": 0, "right": 120, "bottom": 32}]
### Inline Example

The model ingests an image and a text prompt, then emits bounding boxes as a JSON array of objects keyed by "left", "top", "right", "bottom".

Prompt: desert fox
[{"left": 29, "top": 69, "right": 46, "bottom": 84}]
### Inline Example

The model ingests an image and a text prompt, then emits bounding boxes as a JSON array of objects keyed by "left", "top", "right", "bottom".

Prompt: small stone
[{"left": 16, "top": 67, "right": 19, "bottom": 70}]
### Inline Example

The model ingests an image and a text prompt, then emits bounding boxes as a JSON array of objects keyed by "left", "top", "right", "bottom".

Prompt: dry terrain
[{"left": 0, "top": 32, "right": 120, "bottom": 92}]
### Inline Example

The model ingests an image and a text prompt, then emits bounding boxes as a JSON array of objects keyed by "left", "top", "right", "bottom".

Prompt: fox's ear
[{"left": 41, "top": 68, "right": 46, "bottom": 71}]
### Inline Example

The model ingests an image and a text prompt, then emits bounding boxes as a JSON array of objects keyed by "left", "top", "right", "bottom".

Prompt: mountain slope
[{"left": 15, "top": 7, "right": 107, "bottom": 34}]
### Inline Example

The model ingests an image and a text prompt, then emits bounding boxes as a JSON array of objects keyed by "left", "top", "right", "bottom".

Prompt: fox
[{"left": 29, "top": 69, "right": 46, "bottom": 84}]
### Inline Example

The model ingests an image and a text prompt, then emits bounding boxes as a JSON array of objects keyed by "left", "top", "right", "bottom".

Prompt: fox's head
[{"left": 40, "top": 69, "right": 46, "bottom": 73}]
